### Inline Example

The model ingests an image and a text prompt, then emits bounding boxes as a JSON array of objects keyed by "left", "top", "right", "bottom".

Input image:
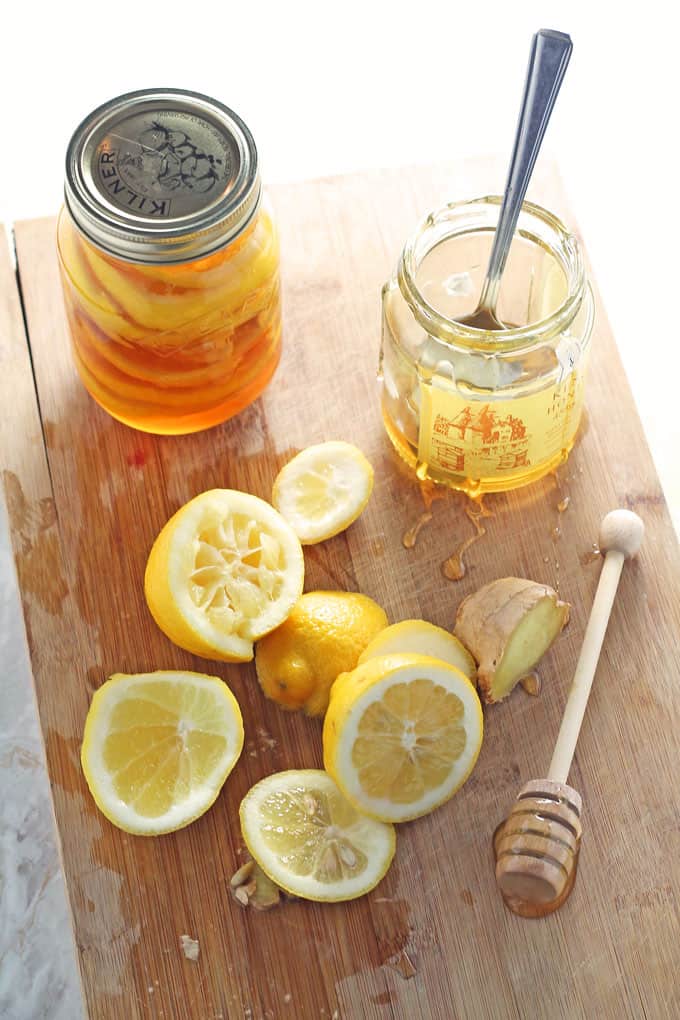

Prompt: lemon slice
[
  {"left": 323, "top": 654, "right": 482, "bottom": 823},
  {"left": 239, "top": 770, "right": 395, "bottom": 901},
  {"left": 145, "top": 489, "right": 304, "bottom": 661},
  {"left": 81, "top": 670, "right": 244, "bottom": 835},
  {"left": 359, "top": 620, "right": 476, "bottom": 682},
  {"left": 272, "top": 441, "right": 374, "bottom": 544}
]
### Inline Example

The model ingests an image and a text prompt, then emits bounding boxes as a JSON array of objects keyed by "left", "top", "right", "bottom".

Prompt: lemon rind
[{"left": 358, "top": 619, "right": 476, "bottom": 680}]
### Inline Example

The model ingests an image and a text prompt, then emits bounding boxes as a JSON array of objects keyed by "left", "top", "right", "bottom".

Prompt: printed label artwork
[
  {"left": 97, "top": 117, "right": 229, "bottom": 217},
  {"left": 120, "top": 121, "right": 224, "bottom": 196},
  {"left": 417, "top": 372, "right": 584, "bottom": 479}
]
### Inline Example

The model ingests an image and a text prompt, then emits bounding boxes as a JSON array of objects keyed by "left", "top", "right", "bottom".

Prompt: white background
[{"left": 2, "top": 0, "right": 678, "bottom": 524}]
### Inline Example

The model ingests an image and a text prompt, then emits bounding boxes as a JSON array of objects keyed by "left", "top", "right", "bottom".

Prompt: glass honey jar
[
  {"left": 58, "top": 88, "right": 281, "bottom": 435},
  {"left": 380, "top": 197, "right": 594, "bottom": 494}
]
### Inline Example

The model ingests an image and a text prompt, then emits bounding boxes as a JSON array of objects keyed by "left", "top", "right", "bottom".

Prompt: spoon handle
[{"left": 478, "top": 29, "right": 573, "bottom": 315}]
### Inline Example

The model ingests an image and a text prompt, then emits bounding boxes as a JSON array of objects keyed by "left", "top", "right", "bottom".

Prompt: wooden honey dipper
[{"left": 494, "top": 509, "right": 644, "bottom": 917}]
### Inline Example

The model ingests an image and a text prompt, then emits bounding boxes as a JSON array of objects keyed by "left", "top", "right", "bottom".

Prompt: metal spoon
[{"left": 459, "top": 29, "right": 573, "bottom": 332}]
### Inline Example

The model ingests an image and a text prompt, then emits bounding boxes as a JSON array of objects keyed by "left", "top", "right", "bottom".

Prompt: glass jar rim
[{"left": 397, "top": 196, "right": 586, "bottom": 351}]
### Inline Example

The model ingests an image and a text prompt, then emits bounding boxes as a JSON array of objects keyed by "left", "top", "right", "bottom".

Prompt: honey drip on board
[
  {"left": 401, "top": 479, "right": 448, "bottom": 548},
  {"left": 419, "top": 479, "right": 448, "bottom": 511},
  {"left": 547, "top": 470, "right": 569, "bottom": 592},
  {"left": 442, "top": 498, "right": 494, "bottom": 582},
  {"left": 581, "top": 542, "right": 601, "bottom": 565},
  {"left": 402, "top": 512, "right": 433, "bottom": 549}
]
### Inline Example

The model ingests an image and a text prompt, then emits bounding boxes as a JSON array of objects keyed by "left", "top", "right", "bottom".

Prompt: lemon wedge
[
  {"left": 359, "top": 619, "right": 476, "bottom": 682},
  {"left": 239, "top": 770, "right": 395, "bottom": 901},
  {"left": 323, "top": 654, "right": 482, "bottom": 823},
  {"left": 145, "top": 489, "right": 304, "bottom": 661},
  {"left": 272, "top": 441, "right": 374, "bottom": 544},
  {"left": 81, "top": 670, "right": 244, "bottom": 835}
]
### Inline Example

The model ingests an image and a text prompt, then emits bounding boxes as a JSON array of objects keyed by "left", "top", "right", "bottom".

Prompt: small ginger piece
[
  {"left": 230, "top": 857, "right": 281, "bottom": 911},
  {"left": 453, "top": 578, "right": 569, "bottom": 704}
]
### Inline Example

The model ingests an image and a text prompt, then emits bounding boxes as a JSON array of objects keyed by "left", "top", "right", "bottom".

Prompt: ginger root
[{"left": 453, "top": 578, "right": 569, "bottom": 704}]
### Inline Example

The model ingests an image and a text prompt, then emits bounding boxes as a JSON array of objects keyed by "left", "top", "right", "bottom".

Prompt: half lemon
[
  {"left": 323, "top": 654, "right": 482, "bottom": 823},
  {"left": 145, "top": 489, "right": 304, "bottom": 661}
]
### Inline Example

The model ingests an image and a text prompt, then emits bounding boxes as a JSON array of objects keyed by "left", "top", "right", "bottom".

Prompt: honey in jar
[
  {"left": 58, "top": 89, "right": 280, "bottom": 434},
  {"left": 380, "top": 197, "right": 594, "bottom": 494}
]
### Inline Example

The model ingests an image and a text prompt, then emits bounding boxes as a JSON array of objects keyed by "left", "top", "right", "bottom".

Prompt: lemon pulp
[
  {"left": 240, "top": 770, "right": 395, "bottom": 901},
  {"left": 81, "top": 670, "right": 244, "bottom": 834}
]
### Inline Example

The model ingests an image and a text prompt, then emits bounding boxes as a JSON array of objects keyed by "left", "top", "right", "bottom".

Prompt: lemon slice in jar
[
  {"left": 144, "top": 490, "right": 304, "bottom": 662},
  {"left": 239, "top": 770, "right": 396, "bottom": 901},
  {"left": 81, "top": 670, "right": 244, "bottom": 835},
  {"left": 323, "top": 654, "right": 483, "bottom": 823},
  {"left": 272, "top": 442, "right": 374, "bottom": 544}
]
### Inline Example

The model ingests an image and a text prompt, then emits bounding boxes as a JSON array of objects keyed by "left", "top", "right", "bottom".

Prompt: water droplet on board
[{"left": 386, "top": 949, "right": 417, "bottom": 980}]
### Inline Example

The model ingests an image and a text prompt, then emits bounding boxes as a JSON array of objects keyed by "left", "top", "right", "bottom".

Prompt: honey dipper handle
[{"left": 548, "top": 510, "right": 644, "bottom": 784}]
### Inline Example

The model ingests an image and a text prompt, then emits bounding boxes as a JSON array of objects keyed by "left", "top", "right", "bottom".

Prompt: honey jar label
[{"left": 417, "top": 370, "right": 585, "bottom": 480}]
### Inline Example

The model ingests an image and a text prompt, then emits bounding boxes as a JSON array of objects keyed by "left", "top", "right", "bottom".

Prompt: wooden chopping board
[{"left": 2, "top": 159, "right": 680, "bottom": 1020}]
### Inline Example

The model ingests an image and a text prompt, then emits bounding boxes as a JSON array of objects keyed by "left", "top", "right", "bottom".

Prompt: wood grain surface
[{"left": 3, "top": 161, "right": 680, "bottom": 1020}]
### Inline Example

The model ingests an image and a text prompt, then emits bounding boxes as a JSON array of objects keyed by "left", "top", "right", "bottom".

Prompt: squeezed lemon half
[
  {"left": 239, "top": 769, "right": 395, "bottom": 901},
  {"left": 144, "top": 489, "right": 304, "bottom": 661},
  {"left": 81, "top": 670, "right": 244, "bottom": 835},
  {"left": 272, "top": 441, "right": 374, "bottom": 544},
  {"left": 323, "top": 654, "right": 483, "bottom": 823}
]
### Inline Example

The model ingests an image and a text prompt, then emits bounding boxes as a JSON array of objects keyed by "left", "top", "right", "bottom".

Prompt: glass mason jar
[
  {"left": 380, "top": 197, "right": 594, "bottom": 495},
  {"left": 57, "top": 89, "right": 281, "bottom": 435}
]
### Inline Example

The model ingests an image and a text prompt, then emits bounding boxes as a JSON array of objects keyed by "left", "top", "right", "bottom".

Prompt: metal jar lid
[{"left": 64, "top": 88, "right": 260, "bottom": 264}]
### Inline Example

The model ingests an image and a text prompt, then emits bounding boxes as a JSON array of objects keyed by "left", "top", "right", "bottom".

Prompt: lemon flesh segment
[
  {"left": 358, "top": 619, "right": 476, "bottom": 682},
  {"left": 323, "top": 654, "right": 483, "bottom": 823},
  {"left": 144, "top": 489, "right": 305, "bottom": 661},
  {"left": 240, "top": 770, "right": 395, "bottom": 901},
  {"left": 81, "top": 671, "right": 244, "bottom": 834},
  {"left": 272, "top": 441, "right": 374, "bottom": 544}
]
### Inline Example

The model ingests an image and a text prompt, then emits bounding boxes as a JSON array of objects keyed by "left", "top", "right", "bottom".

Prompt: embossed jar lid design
[{"left": 65, "top": 88, "right": 260, "bottom": 263}]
